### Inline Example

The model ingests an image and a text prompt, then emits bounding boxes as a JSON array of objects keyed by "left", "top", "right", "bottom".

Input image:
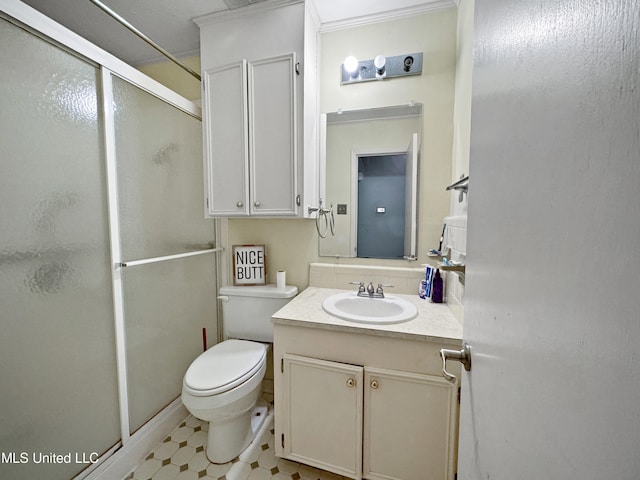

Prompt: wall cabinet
[
  {"left": 196, "top": 0, "right": 319, "bottom": 218},
  {"left": 203, "top": 54, "right": 297, "bottom": 216},
  {"left": 274, "top": 324, "right": 460, "bottom": 480}
]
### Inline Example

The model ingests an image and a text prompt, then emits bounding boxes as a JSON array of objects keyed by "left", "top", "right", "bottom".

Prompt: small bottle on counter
[
  {"left": 431, "top": 269, "right": 443, "bottom": 303},
  {"left": 419, "top": 280, "right": 427, "bottom": 299}
]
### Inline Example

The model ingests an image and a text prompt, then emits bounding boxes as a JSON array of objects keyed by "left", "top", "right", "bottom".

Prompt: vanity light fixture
[{"left": 341, "top": 52, "right": 423, "bottom": 85}]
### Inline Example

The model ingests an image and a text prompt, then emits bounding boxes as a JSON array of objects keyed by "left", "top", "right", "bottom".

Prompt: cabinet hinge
[
  {"left": 281, "top": 433, "right": 285, "bottom": 449},
  {"left": 457, "top": 387, "right": 461, "bottom": 404},
  {"left": 281, "top": 358, "right": 284, "bottom": 373}
]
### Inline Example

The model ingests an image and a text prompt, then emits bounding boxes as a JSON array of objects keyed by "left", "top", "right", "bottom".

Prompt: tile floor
[{"left": 125, "top": 411, "right": 350, "bottom": 480}]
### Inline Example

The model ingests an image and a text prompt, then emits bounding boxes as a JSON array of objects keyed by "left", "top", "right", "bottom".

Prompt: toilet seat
[{"left": 183, "top": 339, "right": 266, "bottom": 397}]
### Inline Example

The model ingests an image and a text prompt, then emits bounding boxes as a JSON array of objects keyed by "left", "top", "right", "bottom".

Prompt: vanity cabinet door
[
  {"left": 282, "top": 354, "right": 363, "bottom": 479},
  {"left": 363, "top": 368, "right": 458, "bottom": 480}
]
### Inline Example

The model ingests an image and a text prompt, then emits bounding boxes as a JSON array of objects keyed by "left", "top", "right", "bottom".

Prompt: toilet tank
[{"left": 219, "top": 284, "right": 298, "bottom": 342}]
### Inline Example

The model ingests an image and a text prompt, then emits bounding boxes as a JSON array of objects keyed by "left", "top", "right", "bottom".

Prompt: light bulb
[
  {"left": 344, "top": 56, "right": 359, "bottom": 77},
  {"left": 374, "top": 55, "right": 386, "bottom": 75}
]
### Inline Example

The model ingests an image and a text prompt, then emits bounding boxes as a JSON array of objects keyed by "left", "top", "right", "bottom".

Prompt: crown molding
[{"left": 319, "top": 0, "right": 456, "bottom": 33}]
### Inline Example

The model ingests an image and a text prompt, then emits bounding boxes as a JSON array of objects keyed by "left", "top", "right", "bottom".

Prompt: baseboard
[{"left": 76, "top": 398, "right": 189, "bottom": 480}]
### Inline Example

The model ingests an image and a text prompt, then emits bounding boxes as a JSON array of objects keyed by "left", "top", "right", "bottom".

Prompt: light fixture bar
[{"left": 341, "top": 52, "right": 423, "bottom": 85}]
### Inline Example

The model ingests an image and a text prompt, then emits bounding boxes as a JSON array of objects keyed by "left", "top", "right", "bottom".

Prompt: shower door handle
[{"left": 440, "top": 343, "right": 471, "bottom": 384}]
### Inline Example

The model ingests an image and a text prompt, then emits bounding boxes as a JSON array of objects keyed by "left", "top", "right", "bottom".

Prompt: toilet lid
[{"left": 183, "top": 339, "right": 266, "bottom": 396}]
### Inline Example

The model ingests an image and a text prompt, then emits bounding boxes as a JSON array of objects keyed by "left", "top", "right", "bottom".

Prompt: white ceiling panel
[{"left": 18, "top": 0, "right": 454, "bottom": 66}]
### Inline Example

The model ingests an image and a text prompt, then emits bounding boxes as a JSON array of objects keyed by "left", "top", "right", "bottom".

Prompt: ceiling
[{"left": 19, "top": 0, "right": 454, "bottom": 66}]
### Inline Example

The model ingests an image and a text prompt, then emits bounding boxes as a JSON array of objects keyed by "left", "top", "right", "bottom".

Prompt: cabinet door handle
[
  {"left": 254, "top": 201, "right": 261, "bottom": 208},
  {"left": 370, "top": 380, "right": 379, "bottom": 389},
  {"left": 236, "top": 201, "right": 243, "bottom": 208},
  {"left": 346, "top": 378, "right": 355, "bottom": 388}
]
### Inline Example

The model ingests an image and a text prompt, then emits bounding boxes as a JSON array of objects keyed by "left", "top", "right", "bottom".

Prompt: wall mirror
[{"left": 319, "top": 103, "right": 422, "bottom": 259}]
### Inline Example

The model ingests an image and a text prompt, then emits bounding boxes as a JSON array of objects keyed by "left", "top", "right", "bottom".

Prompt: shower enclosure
[{"left": 0, "top": 4, "right": 216, "bottom": 479}]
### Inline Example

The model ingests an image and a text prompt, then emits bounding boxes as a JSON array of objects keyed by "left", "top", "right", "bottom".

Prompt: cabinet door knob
[
  {"left": 370, "top": 380, "right": 379, "bottom": 389},
  {"left": 254, "top": 201, "right": 261, "bottom": 208},
  {"left": 346, "top": 378, "right": 355, "bottom": 388},
  {"left": 236, "top": 201, "right": 243, "bottom": 208}
]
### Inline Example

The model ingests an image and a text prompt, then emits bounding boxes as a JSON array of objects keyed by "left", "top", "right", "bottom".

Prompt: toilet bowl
[
  {"left": 181, "top": 339, "right": 268, "bottom": 463},
  {"left": 181, "top": 284, "right": 298, "bottom": 463}
]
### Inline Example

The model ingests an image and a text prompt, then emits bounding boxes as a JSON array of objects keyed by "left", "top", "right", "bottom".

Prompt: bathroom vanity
[{"left": 273, "top": 287, "right": 463, "bottom": 480}]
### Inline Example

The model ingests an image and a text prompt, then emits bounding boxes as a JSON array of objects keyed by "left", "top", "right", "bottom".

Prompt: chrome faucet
[
  {"left": 350, "top": 281, "right": 394, "bottom": 298},
  {"left": 366, "top": 282, "right": 375, "bottom": 296}
]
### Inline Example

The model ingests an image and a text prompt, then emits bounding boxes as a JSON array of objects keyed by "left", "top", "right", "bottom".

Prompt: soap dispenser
[{"left": 431, "top": 269, "right": 443, "bottom": 303}]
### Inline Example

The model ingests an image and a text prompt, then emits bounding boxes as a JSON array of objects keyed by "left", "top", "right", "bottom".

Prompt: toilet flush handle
[{"left": 217, "top": 295, "right": 230, "bottom": 302}]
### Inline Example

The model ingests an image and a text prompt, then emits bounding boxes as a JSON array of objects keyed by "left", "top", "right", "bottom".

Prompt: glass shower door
[
  {"left": 111, "top": 75, "right": 217, "bottom": 434},
  {"left": 0, "top": 18, "right": 120, "bottom": 479}
]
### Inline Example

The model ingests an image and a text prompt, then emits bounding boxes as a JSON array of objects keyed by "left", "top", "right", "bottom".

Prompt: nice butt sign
[{"left": 233, "top": 245, "right": 266, "bottom": 285}]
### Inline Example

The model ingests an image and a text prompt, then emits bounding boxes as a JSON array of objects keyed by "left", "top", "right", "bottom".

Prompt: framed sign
[{"left": 232, "top": 245, "right": 266, "bottom": 285}]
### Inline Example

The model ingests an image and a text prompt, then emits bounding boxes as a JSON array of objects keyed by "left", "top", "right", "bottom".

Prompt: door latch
[{"left": 440, "top": 343, "right": 471, "bottom": 384}]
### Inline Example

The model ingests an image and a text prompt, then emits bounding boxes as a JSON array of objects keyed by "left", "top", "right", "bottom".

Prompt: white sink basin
[{"left": 322, "top": 292, "right": 418, "bottom": 324}]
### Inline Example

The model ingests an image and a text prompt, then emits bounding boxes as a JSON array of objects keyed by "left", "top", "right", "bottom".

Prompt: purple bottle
[{"left": 431, "top": 269, "right": 443, "bottom": 303}]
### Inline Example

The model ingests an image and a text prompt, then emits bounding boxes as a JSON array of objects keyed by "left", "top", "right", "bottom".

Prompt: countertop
[{"left": 272, "top": 287, "right": 463, "bottom": 344}]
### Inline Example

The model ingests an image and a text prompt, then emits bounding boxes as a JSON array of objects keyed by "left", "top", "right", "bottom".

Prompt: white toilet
[{"left": 181, "top": 284, "right": 298, "bottom": 463}]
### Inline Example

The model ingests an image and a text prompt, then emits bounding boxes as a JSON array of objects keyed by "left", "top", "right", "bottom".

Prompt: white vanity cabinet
[
  {"left": 196, "top": 0, "right": 319, "bottom": 217},
  {"left": 274, "top": 323, "right": 460, "bottom": 480}
]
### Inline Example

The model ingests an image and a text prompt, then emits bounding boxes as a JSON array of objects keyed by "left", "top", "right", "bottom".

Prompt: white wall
[
  {"left": 137, "top": 55, "right": 202, "bottom": 102},
  {"left": 449, "top": 0, "right": 474, "bottom": 219},
  {"left": 444, "top": 0, "right": 474, "bottom": 323}
]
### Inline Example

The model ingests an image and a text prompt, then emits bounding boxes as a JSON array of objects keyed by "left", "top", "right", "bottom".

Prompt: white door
[{"left": 458, "top": 1, "right": 640, "bottom": 479}]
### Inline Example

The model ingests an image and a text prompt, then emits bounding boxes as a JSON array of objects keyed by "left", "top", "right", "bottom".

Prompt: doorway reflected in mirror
[{"left": 319, "top": 104, "right": 421, "bottom": 259}]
